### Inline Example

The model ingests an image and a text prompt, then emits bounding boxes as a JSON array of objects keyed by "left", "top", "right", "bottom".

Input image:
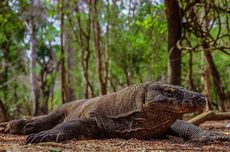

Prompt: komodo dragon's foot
[
  {"left": 0, "top": 119, "right": 45, "bottom": 135},
  {"left": 26, "top": 121, "right": 80, "bottom": 144},
  {"left": 26, "top": 118, "right": 99, "bottom": 144},
  {"left": 191, "top": 131, "right": 230, "bottom": 143},
  {"left": 26, "top": 128, "right": 68, "bottom": 144}
]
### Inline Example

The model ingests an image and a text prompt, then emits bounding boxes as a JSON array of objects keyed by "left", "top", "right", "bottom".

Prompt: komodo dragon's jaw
[{"left": 145, "top": 82, "right": 206, "bottom": 114}]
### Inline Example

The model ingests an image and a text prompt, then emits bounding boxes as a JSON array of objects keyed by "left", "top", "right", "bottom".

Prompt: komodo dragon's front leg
[
  {"left": 170, "top": 120, "right": 230, "bottom": 142},
  {"left": 4, "top": 110, "right": 65, "bottom": 135},
  {"left": 26, "top": 117, "right": 100, "bottom": 144}
]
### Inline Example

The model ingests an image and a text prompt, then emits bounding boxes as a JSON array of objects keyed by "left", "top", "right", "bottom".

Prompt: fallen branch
[{"left": 188, "top": 111, "right": 230, "bottom": 125}]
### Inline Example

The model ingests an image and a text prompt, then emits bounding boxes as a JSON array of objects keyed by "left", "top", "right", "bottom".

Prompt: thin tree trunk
[
  {"left": 29, "top": 0, "right": 39, "bottom": 115},
  {"left": 65, "top": 28, "right": 76, "bottom": 102},
  {"left": 200, "top": 7, "right": 212, "bottom": 111},
  {"left": 109, "top": 77, "right": 116, "bottom": 92},
  {"left": 203, "top": 46, "right": 226, "bottom": 111},
  {"left": 0, "top": 98, "right": 7, "bottom": 122},
  {"left": 188, "top": 51, "right": 196, "bottom": 91},
  {"left": 60, "top": 0, "right": 68, "bottom": 103},
  {"left": 91, "top": 0, "right": 107, "bottom": 95},
  {"left": 85, "top": 3, "right": 95, "bottom": 98},
  {"left": 75, "top": 3, "right": 95, "bottom": 98},
  {"left": 123, "top": 64, "right": 131, "bottom": 86},
  {"left": 40, "top": 71, "right": 48, "bottom": 114},
  {"left": 165, "top": 0, "right": 182, "bottom": 85},
  {"left": 30, "top": 22, "right": 39, "bottom": 115},
  {"left": 84, "top": 35, "right": 95, "bottom": 98},
  {"left": 2, "top": 48, "right": 8, "bottom": 102},
  {"left": 104, "top": 0, "right": 110, "bottom": 91},
  {"left": 201, "top": 61, "right": 212, "bottom": 111},
  {"left": 201, "top": 8, "right": 225, "bottom": 111}
]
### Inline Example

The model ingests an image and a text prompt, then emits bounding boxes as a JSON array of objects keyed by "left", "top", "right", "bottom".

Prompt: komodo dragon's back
[{"left": 63, "top": 82, "right": 149, "bottom": 123}]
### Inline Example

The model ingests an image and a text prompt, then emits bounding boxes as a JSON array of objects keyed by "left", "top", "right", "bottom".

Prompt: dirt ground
[{"left": 0, "top": 120, "right": 229, "bottom": 152}]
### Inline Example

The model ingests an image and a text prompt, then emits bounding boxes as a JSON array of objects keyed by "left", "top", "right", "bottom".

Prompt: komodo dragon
[{"left": 2, "top": 82, "right": 230, "bottom": 144}]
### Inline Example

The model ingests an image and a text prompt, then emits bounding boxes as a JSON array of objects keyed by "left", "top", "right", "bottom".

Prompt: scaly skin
[
  {"left": 1, "top": 82, "right": 230, "bottom": 144},
  {"left": 170, "top": 120, "right": 230, "bottom": 143}
]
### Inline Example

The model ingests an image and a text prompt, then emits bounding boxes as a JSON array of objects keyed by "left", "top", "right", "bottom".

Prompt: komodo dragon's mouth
[
  {"left": 145, "top": 103, "right": 203, "bottom": 114},
  {"left": 145, "top": 96, "right": 205, "bottom": 114}
]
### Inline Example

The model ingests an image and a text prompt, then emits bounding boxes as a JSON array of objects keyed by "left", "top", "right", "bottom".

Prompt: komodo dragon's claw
[{"left": 26, "top": 129, "right": 67, "bottom": 144}]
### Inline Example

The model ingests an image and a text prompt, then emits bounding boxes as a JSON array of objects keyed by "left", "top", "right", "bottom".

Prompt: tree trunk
[
  {"left": 75, "top": 2, "right": 95, "bottom": 98},
  {"left": 104, "top": 0, "right": 110, "bottom": 91},
  {"left": 65, "top": 27, "right": 76, "bottom": 102},
  {"left": 188, "top": 51, "right": 196, "bottom": 91},
  {"left": 201, "top": 8, "right": 225, "bottom": 111},
  {"left": 2, "top": 48, "right": 8, "bottom": 102},
  {"left": 60, "top": 0, "right": 68, "bottom": 103},
  {"left": 0, "top": 51, "right": 10, "bottom": 120},
  {"left": 201, "top": 53, "right": 212, "bottom": 111},
  {"left": 40, "top": 73, "right": 48, "bottom": 114},
  {"left": 165, "top": 0, "right": 182, "bottom": 85},
  {"left": 91, "top": 0, "right": 107, "bottom": 95},
  {"left": 84, "top": 33, "right": 95, "bottom": 98},
  {"left": 203, "top": 46, "right": 226, "bottom": 111},
  {"left": 0, "top": 98, "right": 7, "bottom": 122},
  {"left": 29, "top": 0, "right": 40, "bottom": 115}
]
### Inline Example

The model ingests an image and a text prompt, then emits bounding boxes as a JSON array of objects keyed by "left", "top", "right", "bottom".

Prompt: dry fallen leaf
[{"left": 0, "top": 120, "right": 229, "bottom": 152}]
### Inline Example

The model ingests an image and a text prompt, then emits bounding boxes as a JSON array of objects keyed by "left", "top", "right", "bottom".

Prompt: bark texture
[
  {"left": 76, "top": 2, "right": 95, "bottom": 98},
  {"left": 29, "top": 0, "right": 40, "bottom": 115},
  {"left": 60, "top": 0, "right": 68, "bottom": 103},
  {"left": 165, "top": 0, "right": 182, "bottom": 85},
  {"left": 91, "top": 0, "right": 109, "bottom": 95}
]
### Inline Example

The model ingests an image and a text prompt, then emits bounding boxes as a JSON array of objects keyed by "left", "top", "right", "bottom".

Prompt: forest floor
[{"left": 0, "top": 120, "right": 229, "bottom": 152}]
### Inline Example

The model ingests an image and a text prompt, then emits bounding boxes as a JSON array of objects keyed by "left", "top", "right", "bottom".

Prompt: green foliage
[
  {"left": 0, "top": 0, "right": 29, "bottom": 118},
  {"left": 0, "top": 0, "right": 229, "bottom": 119}
]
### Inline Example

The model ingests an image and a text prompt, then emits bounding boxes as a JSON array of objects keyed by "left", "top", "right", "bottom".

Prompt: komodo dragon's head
[{"left": 144, "top": 82, "right": 205, "bottom": 114}]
